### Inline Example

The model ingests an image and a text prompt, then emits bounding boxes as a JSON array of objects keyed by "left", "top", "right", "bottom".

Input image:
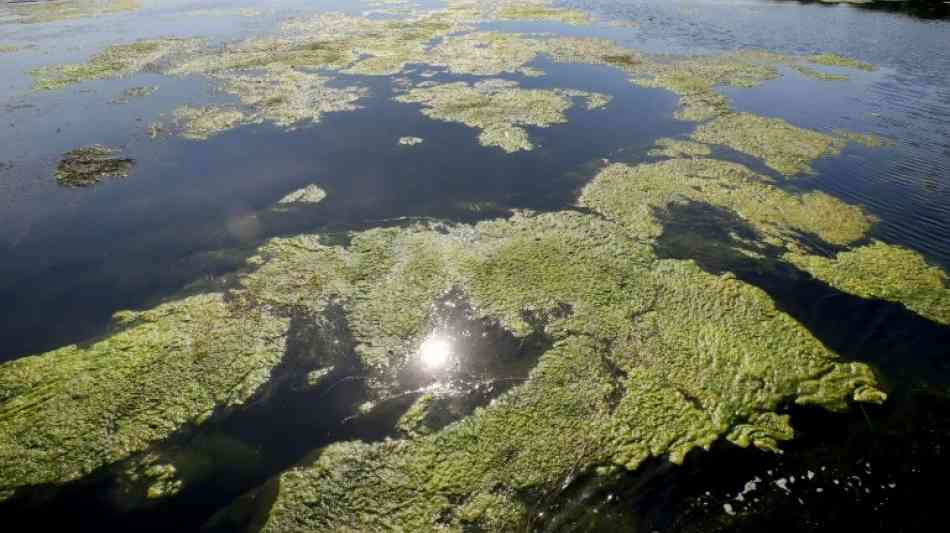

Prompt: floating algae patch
[
  {"left": 0, "top": 293, "right": 289, "bottom": 501},
  {"left": 579, "top": 158, "right": 873, "bottom": 248},
  {"left": 31, "top": 37, "right": 201, "bottom": 91},
  {"left": 494, "top": 1, "right": 593, "bottom": 25},
  {"left": 648, "top": 138, "right": 713, "bottom": 159},
  {"left": 54, "top": 144, "right": 134, "bottom": 187},
  {"left": 792, "top": 64, "right": 850, "bottom": 81},
  {"left": 785, "top": 241, "right": 950, "bottom": 326},
  {"left": 10, "top": 0, "right": 141, "bottom": 25},
  {"left": 173, "top": 105, "right": 246, "bottom": 140},
  {"left": 808, "top": 52, "right": 876, "bottom": 72},
  {"left": 276, "top": 184, "right": 327, "bottom": 206},
  {"left": 691, "top": 112, "right": 846, "bottom": 177},
  {"left": 110, "top": 85, "right": 158, "bottom": 104},
  {"left": 217, "top": 67, "right": 368, "bottom": 129},
  {"left": 628, "top": 53, "right": 780, "bottom": 122},
  {"left": 395, "top": 79, "right": 609, "bottom": 152},
  {"left": 399, "top": 136, "right": 424, "bottom": 146},
  {"left": 249, "top": 210, "right": 884, "bottom": 532},
  {"left": 425, "top": 31, "right": 546, "bottom": 76}
]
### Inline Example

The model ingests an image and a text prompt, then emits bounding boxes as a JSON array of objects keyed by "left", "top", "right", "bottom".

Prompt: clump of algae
[
  {"left": 691, "top": 112, "right": 846, "bottom": 176},
  {"left": 55, "top": 144, "right": 135, "bottom": 187},
  {"left": 786, "top": 241, "right": 950, "bottom": 326},
  {"left": 251, "top": 209, "right": 884, "bottom": 532},
  {"left": 31, "top": 38, "right": 201, "bottom": 91},
  {"left": 276, "top": 184, "right": 327, "bottom": 206},
  {"left": 172, "top": 106, "right": 245, "bottom": 140},
  {"left": 11, "top": 0, "right": 141, "bottom": 25},
  {"left": 494, "top": 1, "right": 593, "bottom": 25},
  {"left": 0, "top": 293, "right": 288, "bottom": 499},
  {"left": 579, "top": 157, "right": 873, "bottom": 248},
  {"left": 0, "top": 187, "right": 888, "bottom": 508},
  {"left": 808, "top": 52, "right": 876, "bottom": 72},
  {"left": 647, "top": 138, "right": 712, "bottom": 159},
  {"left": 110, "top": 84, "right": 158, "bottom": 104},
  {"left": 792, "top": 64, "right": 850, "bottom": 81},
  {"left": 395, "top": 79, "right": 608, "bottom": 152}
]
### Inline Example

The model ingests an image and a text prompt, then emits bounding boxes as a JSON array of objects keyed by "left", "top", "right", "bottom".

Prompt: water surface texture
[{"left": 0, "top": 1, "right": 948, "bottom": 532}]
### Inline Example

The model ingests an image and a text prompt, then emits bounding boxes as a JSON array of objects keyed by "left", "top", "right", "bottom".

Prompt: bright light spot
[{"left": 419, "top": 336, "right": 452, "bottom": 370}]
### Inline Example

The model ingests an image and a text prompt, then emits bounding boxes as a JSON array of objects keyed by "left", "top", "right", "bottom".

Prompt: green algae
[
  {"left": 647, "top": 138, "right": 713, "bottom": 159},
  {"left": 173, "top": 105, "right": 246, "bottom": 140},
  {"left": 110, "top": 84, "right": 158, "bottom": 104},
  {"left": 253, "top": 210, "right": 884, "bottom": 532},
  {"left": 54, "top": 144, "right": 135, "bottom": 187},
  {"left": 11, "top": 0, "right": 141, "bottom": 25},
  {"left": 495, "top": 2, "right": 593, "bottom": 25},
  {"left": 808, "top": 52, "right": 876, "bottom": 72},
  {"left": 31, "top": 38, "right": 200, "bottom": 91},
  {"left": 0, "top": 45, "right": 19, "bottom": 54},
  {"left": 397, "top": 393, "right": 437, "bottom": 438},
  {"left": 276, "top": 184, "right": 327, "bottom": 206},
  {"left": 579, "top": 157, "right": 873, "bottom": 248},
  {"left": 786, "top": 241, "right": 950, "bottom": 326},
  {"left": 792, "top": 64, "right": 850, "bottom": 81},
  {"left": 629, "top": 53, "right": 779, "bottom": 122},
  {"left": 395, "top": 79, "right": 607, "bottom": 152},
  {"left": 0, "top": 293, "right": 288, "bottom": 499},
  {"left": 691, "top": 112, "right": 845, "bottom": 176}
]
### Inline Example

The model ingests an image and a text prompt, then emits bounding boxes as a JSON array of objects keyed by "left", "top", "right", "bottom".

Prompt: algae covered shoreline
[{"left": 1, "top": 0, "right": 949, "bottom": 531}]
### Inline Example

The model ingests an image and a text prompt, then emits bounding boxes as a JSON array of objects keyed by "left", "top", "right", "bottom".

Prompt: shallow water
[{"left": 0, "top": 1, "right": 948, "bottom": 532}]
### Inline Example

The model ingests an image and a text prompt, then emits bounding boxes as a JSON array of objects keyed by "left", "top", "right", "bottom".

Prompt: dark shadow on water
[{"left": 0, "top": 292, "right": 552, "bottom": 533}]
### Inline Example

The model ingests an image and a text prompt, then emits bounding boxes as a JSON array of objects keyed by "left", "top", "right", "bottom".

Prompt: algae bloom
[{"left": 55, "top": 145, "right": 135, "bottom": 187}]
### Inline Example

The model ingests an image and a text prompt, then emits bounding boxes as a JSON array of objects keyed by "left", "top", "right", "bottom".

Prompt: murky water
[{"left": 1, "top": 1, "right": 948, "bottom": 532}]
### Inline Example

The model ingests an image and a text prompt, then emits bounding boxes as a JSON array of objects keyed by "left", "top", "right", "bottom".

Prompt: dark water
[{"left": 1, "top": 1, "right": 949, "bottom": 532}]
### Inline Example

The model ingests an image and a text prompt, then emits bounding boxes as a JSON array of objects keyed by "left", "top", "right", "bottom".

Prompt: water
[{"left": 1, "top": 1, "right": 948, "bottom": 531}]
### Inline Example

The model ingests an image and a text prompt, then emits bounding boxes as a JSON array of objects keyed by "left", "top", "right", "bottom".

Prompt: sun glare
[{"left": 418, "top": 336, "right": 452, "bottom": 370}]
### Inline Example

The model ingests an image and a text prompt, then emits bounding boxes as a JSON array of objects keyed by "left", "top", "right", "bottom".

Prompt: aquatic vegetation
[
  {"left": 110, "top": 85, "right": 158, "bottom": 104},
  {"left": 173, "top": 106, "right": 246, "bottom": 140},
  {"left": 786, "top": 241, "right": 950, "bottom": 326},
  {"left": 253, "top": 210, "right": 884, "bottom": 532},
  {"left": 691, "top": 112, "right": 845, "bottom": 176},
  {"left": 495, "top": 2, "right": 593, "bottom": 25},
  {"left": 426, "top": 31, "right": 546, "bottom": 76},
  {"left": 0, "top": 293, "right": 288, "bottom": 500},
  {"left": 217, "top": 67, "right": 368, "bottom": 128},
  {"left": 399, "top": 136, "right": 424, "bottom": 146},
  {"left": 397, "top": 393, "right": 437, "bottom": 438},
  {"left": 10, "top": 0, "right": 141, "bottom": 25},
  {"left": 629, "top": 54, "right": 779, "bottom": 121},
  {"left": 276, "top": 184, "right": 327, "bottom": 206},
  {"left": 648, "top": 138, "right": 713, "bottom": 159},
  {"left": 395, "top": 79, "right": 608, "bottom": 152},
  {"left": 54, "top": 144, "right": 135, "bottom": 187},
  {"left": 792, "top": 64, "right": 850, "bottom": 81},
  {"left": 579, "top": 158, "right": 872, "bottom": 247},
  {"left": 0, "top": 44, "right": 18, "bottom": 54},
  {"left": 31, "top": 38, "right": 201, "bottom": 91},
  {"left": 808, "top": 52, "right": 876, "bottom": 72}
]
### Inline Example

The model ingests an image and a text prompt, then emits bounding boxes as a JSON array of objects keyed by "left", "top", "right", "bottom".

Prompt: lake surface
[{"left": 0, "top": 1, "right": 948, "bottom": 532}]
